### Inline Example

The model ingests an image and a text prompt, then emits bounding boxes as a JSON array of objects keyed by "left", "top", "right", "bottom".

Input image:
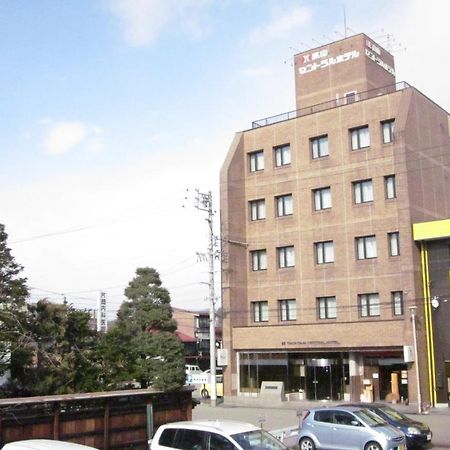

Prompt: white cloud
[
  {"left": 43, "top": 121, "right": 104, "bottom": 155},
  {"left": 245, "top": 6, "right": 312, "bottom": 46},
  {"left": 107, "top": 0, "right": 213, "bottom": 47},
  {"left": 108, "top": 0, "right": 172, "bottom": 47}
]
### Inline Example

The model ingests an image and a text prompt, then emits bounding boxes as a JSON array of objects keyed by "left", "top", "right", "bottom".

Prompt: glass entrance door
[
  {"left": 307, "top": 364, "right": 332, "bottom": 400},
  {"left": 305, "top": 358, "right": 344, "bottom": 400}
]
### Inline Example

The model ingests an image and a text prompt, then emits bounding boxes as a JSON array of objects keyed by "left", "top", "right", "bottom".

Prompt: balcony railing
[{"left": 251, "top": 81, "right": 411, "bottom": 129}]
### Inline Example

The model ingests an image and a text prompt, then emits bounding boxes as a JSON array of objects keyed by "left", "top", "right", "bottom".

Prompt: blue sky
[{"left": 1, "top": 0, "right": 449, "bottom": 318}]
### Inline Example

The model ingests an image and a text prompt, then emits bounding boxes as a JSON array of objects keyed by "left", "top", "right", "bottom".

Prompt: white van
[
  {"left": 2, "top": 440, "right": 98, "bottom": 450},
  {"left": 185, "top": 364, "right": 202, "bottom": 375}
]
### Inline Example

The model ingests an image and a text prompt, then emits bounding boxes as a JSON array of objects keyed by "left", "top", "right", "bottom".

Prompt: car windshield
[
  {"left": 231, "top": 429, "right": 287, "bottom": 450},
  {"left": 377, "top": 406, "right": 410, "bottom": 422},
  {"left": 354, "top": 409, "right": 387, "bottom": 426}
]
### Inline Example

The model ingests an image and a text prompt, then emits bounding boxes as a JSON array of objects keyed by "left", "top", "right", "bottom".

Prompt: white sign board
[
  {"left": 217, "top": 348, "right": 228, "bottom": 366},
  {"left": 403, "top": 345, "right": 414, "bottom": 362}
]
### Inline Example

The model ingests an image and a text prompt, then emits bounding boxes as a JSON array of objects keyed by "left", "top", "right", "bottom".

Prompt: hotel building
[{"left": 220, "top": 34, "right": 450, "bottom": 405}]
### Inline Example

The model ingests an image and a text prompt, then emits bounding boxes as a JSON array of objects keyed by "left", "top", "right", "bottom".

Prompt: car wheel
[
  {"left": 364, "top": 442, "right": 382, "bottom": 450},
  {"left": 299, "top": 437, "right": 316, "bottom": 450},
  {"left": 201, "top": 388, "right": 209, "bottom": 398}
]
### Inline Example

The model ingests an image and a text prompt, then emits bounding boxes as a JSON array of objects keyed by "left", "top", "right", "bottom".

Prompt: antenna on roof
[
  {"left": 322, "top": 34, "right": 334, "bottom": 42},
  {"left": 343, "top": 4, "right": 347, "bottom": 38},
  {"left": 311, "top": 38, "right": 323, "bottom": 46}
]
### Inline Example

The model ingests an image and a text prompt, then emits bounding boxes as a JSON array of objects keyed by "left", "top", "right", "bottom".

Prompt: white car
[
  {"left": 2, "top": 440, "right": 98, "bottom": 450},
  {"left": 150, "top": 420, "right": 288, "bottom": 450}
]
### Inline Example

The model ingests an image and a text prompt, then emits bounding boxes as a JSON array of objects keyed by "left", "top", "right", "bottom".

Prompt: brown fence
[{"left": 0, "top": 388, "right": 194, "bottom": 449}]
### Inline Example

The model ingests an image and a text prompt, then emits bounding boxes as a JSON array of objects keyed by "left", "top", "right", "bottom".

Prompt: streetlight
[{"left": 409, "top": 306, "right": 422, "bottom": 414}]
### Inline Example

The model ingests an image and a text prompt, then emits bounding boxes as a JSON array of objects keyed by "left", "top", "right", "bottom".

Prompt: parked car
[
  {"left": 297, "top": 406, "right": 406, "bottom": 450},
  {"left": 185, "top": 364, "right": 203, "bottom": 375},
  {"left": 2, "top": 440, "right": 98, "bottom": 450},
  {"left": 150, "top": 420, "right": 288, "bottom": 450},
  {"left": 341, "top": 403, "right": 432, "bottom": 448}
]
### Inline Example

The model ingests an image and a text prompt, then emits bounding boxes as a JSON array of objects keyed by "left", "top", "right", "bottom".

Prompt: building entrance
[{"left": 305, "top": 358, "right": 344, "bottom": 400}]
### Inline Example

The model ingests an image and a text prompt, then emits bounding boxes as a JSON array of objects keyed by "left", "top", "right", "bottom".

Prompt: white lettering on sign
[
  {"left": 364, "top": 48, "right": 395, "bottom": 76},
  {"left": 366, "top": 40, "right": 381, "bottom": 55},
  {"left": 299, "top": 50, "right": 359, "bottom": 75}
]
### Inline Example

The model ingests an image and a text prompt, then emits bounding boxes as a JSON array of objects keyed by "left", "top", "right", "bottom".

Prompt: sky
[{"left": 1, "top": 0, "right": 449, "bottom": 320}]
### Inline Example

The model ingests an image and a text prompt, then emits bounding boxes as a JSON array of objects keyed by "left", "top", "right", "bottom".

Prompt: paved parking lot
[{"left": 192, "top": 399, "right": 450, "bottom": 449}]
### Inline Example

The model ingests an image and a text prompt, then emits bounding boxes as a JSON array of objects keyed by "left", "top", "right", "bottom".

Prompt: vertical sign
[{"left": 97, "top": 291, "right": 107, "bottom": 333}]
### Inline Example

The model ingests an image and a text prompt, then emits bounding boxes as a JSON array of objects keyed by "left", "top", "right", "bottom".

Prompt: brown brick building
[{"left": 220, "top": 34, "right": 450, "bottom": 406}]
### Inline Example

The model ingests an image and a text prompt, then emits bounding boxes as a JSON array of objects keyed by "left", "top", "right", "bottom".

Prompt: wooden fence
[{"left": 0, "top": 388, "right": 194, "bottom": 449}]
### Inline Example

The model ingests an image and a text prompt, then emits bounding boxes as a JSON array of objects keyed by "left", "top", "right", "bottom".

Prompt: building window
[
  {"left": 388, "top": 232, "right": 400, "bottom": 256},
  {"left": 382, "top": 119, "right": 395, "bottom": 144},
  {"left": 359, "top": 293, "right": 380, "bottom": 317},
  {"left": 277, "top": 246, "right": 295, "bottom": 268},
  {"left": 315, "top": 241, "right": 334, "bottom": 264},
  {"left": 251, "top": 249, "right": 267, "bottom": 271},
  {"left": 252, "top": 301, "right": 268, "bottom": 322},
  {"left": 313, "top": 187, "right": 332, "bottom": 210},
  {"left": 353, "top": 179, "right": 373, "bottom": 204},
  {"left": 350, "top": 125, "right": 370, "bottom": 150},
  {"left": 249, "top": 199, "right": 266, "bottom": 221},
  {"left": 279, "top": 299, "right": 296, "bottom": 321},
  {"left": 274, "top": 144, "right": 291, "bottom": 167},
  {"left": 384, "top": 175, "right": 396, "bottom": 199},
  {"left": 392, "top": 291, "right": 403, "bottom": 316},
  {"left": 248, "top": 150, "right": 264, "bottom": 172},
  {"left": 317, "top": 296, "right": 337, "bottom": 319},
  {"left": 311, "top": 135, "right": 329, "bottom": 159},
  {"left": 345, "top": 91, "right": 358, "bottom": 103},
  {"left": 276, "top": 194, "right": 293, "bottom": 217},
  {"left": 356, "top": 235, "right": 377, "bottom": 259}
]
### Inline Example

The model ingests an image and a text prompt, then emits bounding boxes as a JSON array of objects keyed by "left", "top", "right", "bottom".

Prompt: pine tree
[
  {"left": 0, "top": 224, "right": 29, "bottom": 376},
  {"left": 100, "top": 268, "right": 185, "bottom": 391}
]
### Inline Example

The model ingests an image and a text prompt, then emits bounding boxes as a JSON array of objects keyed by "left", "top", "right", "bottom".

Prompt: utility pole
[
  {"left": 409, "top": 306, "right": 422, "bottom": 414},
  {"left": 195, "top": 190, "right": 217, "bottom": 406}
]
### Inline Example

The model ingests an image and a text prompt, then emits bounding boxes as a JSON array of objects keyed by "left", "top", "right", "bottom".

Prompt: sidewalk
[{"left": 192, "top": 397, "right": 450, "bottom": 432}]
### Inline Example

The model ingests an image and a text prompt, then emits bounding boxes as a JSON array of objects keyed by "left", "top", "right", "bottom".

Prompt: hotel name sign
[
  {"left": 298, "top": 39, "right": 395, "bottom": 76},
  {"left": 281, "top": 340, "right": 340, "bottom": 347}
]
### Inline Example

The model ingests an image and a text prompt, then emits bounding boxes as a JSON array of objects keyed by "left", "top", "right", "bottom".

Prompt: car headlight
[{"left": 407, "top": 427, "right": 421, "bottom": 435}]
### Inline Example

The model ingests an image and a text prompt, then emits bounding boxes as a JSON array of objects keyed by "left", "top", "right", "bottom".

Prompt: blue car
[{"left": 341, "top": 403, "right": 432, "bottom": 448}]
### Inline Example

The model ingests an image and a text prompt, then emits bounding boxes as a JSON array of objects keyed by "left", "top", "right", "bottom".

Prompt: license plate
[{"left": 427, "top": 433, "right": 431, "bottom": 441}]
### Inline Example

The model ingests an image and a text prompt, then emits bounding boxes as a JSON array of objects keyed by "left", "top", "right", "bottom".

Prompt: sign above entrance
[{"left": 281, "top": 339, "right": 340, "bottom": 347}]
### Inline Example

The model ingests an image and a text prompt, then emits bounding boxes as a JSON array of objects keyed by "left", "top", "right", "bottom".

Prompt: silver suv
[
  {"left": 298, "top": 406, "right": 406, "bottom": 450},
  {"left": 150, "top": 420, "right": 288, "bottom": 450}
]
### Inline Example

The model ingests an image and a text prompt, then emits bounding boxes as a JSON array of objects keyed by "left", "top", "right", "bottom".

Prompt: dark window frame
[
  {"left": 350, "top": 125, "right": 370, "bottom": 150},
  {"left": 248, "top": 150, "right": 264, "bottom": 172},
  {"left": 279, "top": 298, "right": 297, "bottom": 321},
  {"left": 317, "top": 296, "right": 337, "bottom": 319},
  {"left": 381, "top": 119, "right": 395, "bottom": 144},
  {"left": 313, "top": 186, "right": 332, "bottom": 210},
  {"left": 359, "top": 293, "right": 380, "bottom": 317},
  {"left": 274, "top": 143, "right": 291, "bottom": 167},
  {"left": 311, "top": 134, "right": 329, "bottom": 159},
  {"left": 276, "top": 193, "right": 293, "bottom": 217},
  {"left": 250, "top": 249, "right": 267, "bottom": 271},
  {"left": 252, "top": 300, "right": 269, "bottom": 322}
]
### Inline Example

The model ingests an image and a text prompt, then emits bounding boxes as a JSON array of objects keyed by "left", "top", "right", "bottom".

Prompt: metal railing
[{"left": 252, "top": 81, "right": 411, "bottom": 128}]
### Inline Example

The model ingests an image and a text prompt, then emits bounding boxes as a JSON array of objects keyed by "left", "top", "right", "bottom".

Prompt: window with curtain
[
  {"left": 276, "top": 194, "right": 293, "bottom": 216},
  {"left": 356, "top": 235, "right": 377, "bottom": 259},
  {"left": 359, "top": 293, "right": 380, "bottom": 317},
  {"left": 315, "top": 241, "right": 335, "bottom": 264},
  {"left": 277, "top": 246, "right": 295, "bottom": 268},
  {"left": 353, "top": 179, "right": 373, "bottom": 204},
  {"left": 313, "top": 187, "right": 332, "bottom": 210},
  {"left": 274, "top": 144, "right": 291, "bottom": 167},
  {"left": 350, "top": 125, "right": 370, "bottom": 150}
]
